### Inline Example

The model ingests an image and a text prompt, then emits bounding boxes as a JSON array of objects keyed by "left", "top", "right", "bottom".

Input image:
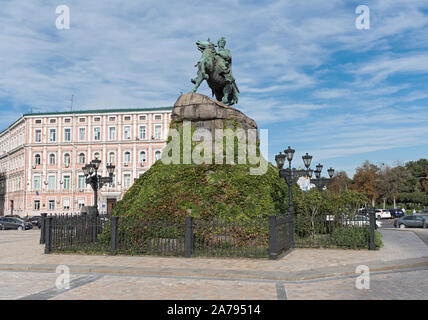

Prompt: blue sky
[{"left": 0, "top": 0, "right": 427, "bottom": 177}]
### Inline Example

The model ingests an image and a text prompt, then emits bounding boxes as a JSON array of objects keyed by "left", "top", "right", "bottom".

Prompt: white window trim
[
  {"left": 93, "top": 126, "right": 101, "bottom": 141},
  {"left": 108, "top": 126, "right": 116, "bottom": 141},
  {"left": 79, "top": 127, "right": 86, "bottom": 141},
  {"left": 63, "top": 127, "right": 72, "bottom": 142}
]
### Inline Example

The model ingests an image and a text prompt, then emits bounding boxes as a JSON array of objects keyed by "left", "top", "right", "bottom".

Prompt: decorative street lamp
[
  {"left": 275, "top": 147, "right": 313, "bottom": 216},
  {"left": 311, "top": 163, "right": 335, "bottom": 191},
  {"left": 83, "top": 160, "right": 115, "bottom": 215}
]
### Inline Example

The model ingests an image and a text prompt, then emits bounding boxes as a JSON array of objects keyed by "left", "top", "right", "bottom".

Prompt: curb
[{"left": 1, "top": 258, "right": 427, "bottom": 282}]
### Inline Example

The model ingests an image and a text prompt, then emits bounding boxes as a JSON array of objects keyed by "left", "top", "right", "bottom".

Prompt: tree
[
  {"left": 350, "top": 161, "right": 381, "bottom": 206},
  {"left": 329, "top": 171, "right": 352, "bottom": 194},
  {"left": 380, "top": 165, "right": 412, "bottom": 208},
  {"left": 405, "top": 159, "right": 428, "bottom": 192},
  {"left": 422, "top": 167, "right": 428, "bottom": 194}
]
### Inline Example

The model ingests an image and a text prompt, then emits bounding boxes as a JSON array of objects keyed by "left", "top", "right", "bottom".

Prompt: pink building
[{"left": 0, "top": 107, "right": 172, "bottom": 217}]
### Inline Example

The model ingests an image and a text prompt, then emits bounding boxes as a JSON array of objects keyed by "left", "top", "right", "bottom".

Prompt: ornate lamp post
[
  {"left": 275, "top": 147, "right": 313, "bottom": 215},
  {"left": 311, "top": 163, "right": 334, "bottom": 191},
  {"left": 82, "top": 160, "right": 115, "bottom": 215}
]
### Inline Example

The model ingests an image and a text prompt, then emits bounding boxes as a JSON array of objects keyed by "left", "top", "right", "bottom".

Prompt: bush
[{"left": 330, "top": 226, "right": 382, "bottom": 249}]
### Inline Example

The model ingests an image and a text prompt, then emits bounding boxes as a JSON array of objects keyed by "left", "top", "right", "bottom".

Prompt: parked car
[
  {"left": 389, "top": 209, "right": 405, "bottom": 218},
  {"left": 375, "top": 209, "right": 391, "bottom": 219},
  {"left": 357, "top": 208, "right": 391, "bottom": 219},
  {"left": 344, "top": 214, "right": 382, "bottom": 229},
  {"left": 394, "top": 215, "right": 428, "bottom": 229},
  {"left": 0, "top": 217, "right": 33, "bottom": 230},
  {"left": 26, "top": 216, "right": 42, "bottom": 228}
]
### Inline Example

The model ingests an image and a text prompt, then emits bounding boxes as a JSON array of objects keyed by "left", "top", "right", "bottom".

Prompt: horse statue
[{"left": 191, "top": 38, "right": 239, "bottom": 106}]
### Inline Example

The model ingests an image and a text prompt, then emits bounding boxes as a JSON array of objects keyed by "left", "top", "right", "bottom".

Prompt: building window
[
  {"left": 63, "top": 175, "right": 70, "bottom": 190},
  {"left": 48, "top": 175, "right": 56, "bottom": 191},
  {"left": 124, "top": 116, "right": 131, "bottom": 121},
  {"left": 109, "top": 152, "right": 115, "bottom": 164},
  {"left": 93, "top": 127, "right": 101, "bottom": 141},
  {"left": 124, "top": 151, "right": 131, "bottom": 164},
  {"left": 35, "top": 129, "right": 42, "bottom": 142},
  {"left": 139, "top": 126, "right": 146, "bottom": 140},
  {"left": 64, "top": 153, "right": 71, "bottom": 165},
  {"left": 34, "top": 200, "right": 40, "bottom": 211},
  {"left": 63, "top": 198, "right": 70, "bottom": 210},
  {"left": 124, "top": 126, "right": 131, "bottom": 140},
  {"left": 79, "top": 118, "right": 86, "bottom": 123},
  {"left": 155, "top": 151, "right": 161, "bottom": 161},
  {"left": 154, "top": 125, "right": 162, "bottom": 139},
  {"left": 33, "top": 176, "right": 41, "bottom": 191},
  {"left": 34, "top": 154, "right": 41, "bottom": 166},
  {"left": 109, "top": 116, "right": 116, "bottom": 122},
  {"left": 124, "top": 174, "right": 131, "bottom": 188},
  {"left": 64, "top": 128, "right": 71, "bottom": 141},
  {"left": 109, "top": 127, "right": 116, "bottom": 140},
  {"left": 154, "top": 115, "right": 162, "bottom": 120},
  {"left": 79, "top": 127, "right": 86, "bottom": 141},
  {"left": 64, "top": 118, "right": 71, "bottom": 123},
  {"left": 49, "top": 129, "right": 56, "bottom": 142},
  {"left": 94, "top": 117, "right": 100, "bottom": 122},
  {"left": 139, "top": 115, "right": 146, "bottom": 121},
  {"left": 78, "top": 175, "right": 86, "bottom": 190},
  {"left": 49, "top": 119, "right": 56, "bottom": 124},
  {"left": 139, "top": 151, "right": 146, "bottom": 163},
  {"left": 94, "top": 152, "right": 100, "bottom": 160},
  {"left": 79, "top": 153, "right": 85, "bottom": 164},
  {"left": 35, "top": 119, "right": 42, "bottom": 124},
  {"left": 49, "top": 154, "right": 55, "bottom": 165},
  {"left": 48, "top": 200, "right": 55, "bottom": 210}
]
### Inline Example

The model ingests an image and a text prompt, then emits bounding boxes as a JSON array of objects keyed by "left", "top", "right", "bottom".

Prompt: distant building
[{"left": 0, "top": 107, "right": 172, "bottom": 217}]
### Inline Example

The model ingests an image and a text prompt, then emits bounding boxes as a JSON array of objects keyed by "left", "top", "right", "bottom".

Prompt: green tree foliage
[{"left": 405, "top": 159, "right": 428, "bottom": 193}]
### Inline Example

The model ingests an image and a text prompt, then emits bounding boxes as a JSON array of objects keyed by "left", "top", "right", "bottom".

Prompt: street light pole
[{"left": 83, "top": 160, "right": 115, "bottom": 216}]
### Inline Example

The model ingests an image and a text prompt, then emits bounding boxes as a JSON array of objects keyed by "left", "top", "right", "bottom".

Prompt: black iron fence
[
  {"left": 42, "top": 213, "right": 292, "bottom": 259},
  {"left": 294, "top": 211, "right": 378, "bottom": 249},
  {"left": 41, "top": 209, "right": 377, "bottom": 259}
]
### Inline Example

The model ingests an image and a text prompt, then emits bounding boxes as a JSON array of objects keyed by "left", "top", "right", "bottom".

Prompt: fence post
[
  {"left": 40, "top": 213, "right": 47, "bottom": 244},
  {"left": 289, "top": 214, "right": 295, "bottom": 249},
  {"left": 91, "top": 214, "right": 97, "bottom": 243},
  {"left": 111, "top": 216, "right": 119, "bottom": 255},
  {"left": 44, "top": 217, "right": 53, "bottom": 254},
  {"left": 368, "top": 207, "right": 376, "bottom": 250},
  {"left": 185, "top": 217, "right": 194, "bottom": 258},
  {"left": 269, "top": 215, "right": 278, "bottom": 260}
]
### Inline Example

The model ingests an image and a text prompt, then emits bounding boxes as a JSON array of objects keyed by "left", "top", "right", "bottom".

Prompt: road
[{"left": 380, "top": 218, "right": 428, "bottom": 246}]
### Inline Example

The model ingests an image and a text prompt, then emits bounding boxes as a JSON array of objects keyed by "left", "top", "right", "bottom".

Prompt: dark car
[
  {"left": 0, "top": 217, "right": 33, "bottom": 230},
  {"left": 394, "top": 215, "right": 428, "bottom": 229},
  {"left": 26, "top": 216, "right": 42, "bottom": 228},
  {"left": 389, "top": 209, "right": 405, "bottom": 218}
]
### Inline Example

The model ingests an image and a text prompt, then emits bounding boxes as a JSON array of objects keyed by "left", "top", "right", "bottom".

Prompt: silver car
[{"left": 394, "top": 215, "right": 428, "bottom": 229}]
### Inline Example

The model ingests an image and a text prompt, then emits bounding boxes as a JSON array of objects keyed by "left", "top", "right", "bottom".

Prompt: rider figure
[{"left": 216, "top": 37, "right": 235, "bottom": 104}]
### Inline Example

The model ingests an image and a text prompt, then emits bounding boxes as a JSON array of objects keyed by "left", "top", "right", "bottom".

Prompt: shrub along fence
[
  {"left": 41, "top": 209, "right": 379, "bottom": 259},
  {"left": 42, "top": 213, "right": 291, "bottom": 259}
]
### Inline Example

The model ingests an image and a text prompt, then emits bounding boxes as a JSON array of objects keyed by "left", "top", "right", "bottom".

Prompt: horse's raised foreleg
[{"left": 191, "top": 70, "right": 205, "bottom": 93}]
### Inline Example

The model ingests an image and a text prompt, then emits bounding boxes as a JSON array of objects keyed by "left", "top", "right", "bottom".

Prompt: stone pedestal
[{"left": 171, "top": 93, "right": 257, "bottom": 133}]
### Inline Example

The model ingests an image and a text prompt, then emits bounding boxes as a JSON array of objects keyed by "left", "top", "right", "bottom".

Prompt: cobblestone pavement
[
  {"left": 1, "top": 267, "right": 427, "bottom": 300},
  {"left": 0, "top": 229, "right": 427, "bottom": 300}
]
